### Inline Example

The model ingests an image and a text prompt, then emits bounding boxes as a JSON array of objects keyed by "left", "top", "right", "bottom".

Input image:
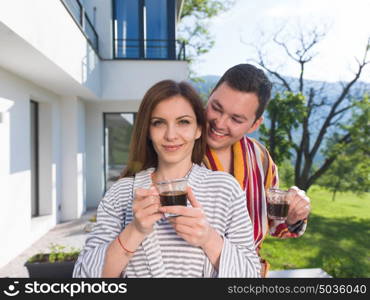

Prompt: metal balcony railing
[
  {"left": 114, "top": 39, "right": 186, "bottom": 60},
  {"left": 61, "top": 0, "right": 99, "bottom": 53}
]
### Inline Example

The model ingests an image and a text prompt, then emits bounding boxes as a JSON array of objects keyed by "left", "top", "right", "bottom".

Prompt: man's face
[{"left": 205, "top": 82, "right": 263, "bottom": 152}]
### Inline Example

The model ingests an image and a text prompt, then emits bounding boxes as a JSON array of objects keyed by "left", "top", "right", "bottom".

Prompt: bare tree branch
[
  {"left": 307, "top": 133, "right": 351, "bottom": 188},
  {"left": 255, "top": 49, "right": 292, "bottom": 91},
  {"left": 273, "top": 28, "right": 325, "bottom": 92},
  {"left": 332, "top": 103, "right": 356, "bottom": 117},
  {"left": 309, "top": 44, "right": 369, "bottom": 159}
]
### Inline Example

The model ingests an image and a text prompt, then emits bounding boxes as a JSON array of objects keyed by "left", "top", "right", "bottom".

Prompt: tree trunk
[
  {"left": 332, "top": 178, "right": 341, "bottom": 201},
  {"left": 269, "top": 112, "right": 277, "bottom": 161},
  {"left": 332, "top": 190, "right": 337, "bottom": 201}
]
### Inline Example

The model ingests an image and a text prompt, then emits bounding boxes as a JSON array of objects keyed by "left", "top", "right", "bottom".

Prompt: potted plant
[
  {"left": 84, "top": 214, "right": 97, "bottom": 233},
  {"left": 25, "top": 244, "right": 80, "bottom": 278}
]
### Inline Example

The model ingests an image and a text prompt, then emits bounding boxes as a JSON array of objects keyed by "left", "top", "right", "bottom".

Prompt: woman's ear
[{"left": 195, "top": 126, "right": 202, "bottom": 140}]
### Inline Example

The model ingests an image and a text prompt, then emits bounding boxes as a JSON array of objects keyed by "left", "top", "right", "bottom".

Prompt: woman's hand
[
  {"left": 159, "top": 187, "right": 214, "bottom": 248},
  {"left": 132, "top": 186, "right": 163, "bottom": 235}
]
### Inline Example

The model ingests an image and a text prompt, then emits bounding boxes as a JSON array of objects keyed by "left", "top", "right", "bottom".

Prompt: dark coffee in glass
[
  {"left": 266, "top": 188, "right": 290, "bottom": 220},
  {"left": 267, "top": 203, "right": 289, "bottom": 218},
  {"left": 159, "top": 191, "right": 187, "bottom": 206}
]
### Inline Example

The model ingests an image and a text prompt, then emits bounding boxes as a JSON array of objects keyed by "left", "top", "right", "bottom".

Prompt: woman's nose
[{"left": 164, "top": 124, "right": 178, "bottom": 140}]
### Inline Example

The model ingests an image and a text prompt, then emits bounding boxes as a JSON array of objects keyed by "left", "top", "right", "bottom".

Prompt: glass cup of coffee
[
  {"left": 155, "top": 178, "right": 188, "bottom": 217},
  {"left": 266, "top": 188, "right": 291, "bottom": 220}
]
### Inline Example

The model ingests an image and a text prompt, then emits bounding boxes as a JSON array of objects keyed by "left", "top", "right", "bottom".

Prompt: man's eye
[
  {"left": 212, "top": 105, "right": 221, "bottom": 112},
  {"left": 232, "top": 118, "right": 243, "bottom": 124}
]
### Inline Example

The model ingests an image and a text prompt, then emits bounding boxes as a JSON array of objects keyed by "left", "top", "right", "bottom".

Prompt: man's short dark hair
[{"left": 211, "top": 64, "right": 272, "bottom": 121}]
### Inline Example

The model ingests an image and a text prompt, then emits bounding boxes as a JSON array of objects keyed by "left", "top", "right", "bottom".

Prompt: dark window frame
[
  {"left": 103, "top": 112, "right": 136, "bottom": 193},
  {"left": 112, "top": 0, "right": 178, "bottom": 60},
  {"left": 30, "top": 100, "right": 40, "bottom": 217}
]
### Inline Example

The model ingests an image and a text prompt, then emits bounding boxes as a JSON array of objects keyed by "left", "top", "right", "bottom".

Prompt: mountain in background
[
  {"left": 191, "top": 74, "right": 370, "bottom": 99},
  {"left": 191, "top": 75, "right": 221, "bottom": 97},
  {"left": 191, "top": 75, "right": 370, "bottom": 163}
]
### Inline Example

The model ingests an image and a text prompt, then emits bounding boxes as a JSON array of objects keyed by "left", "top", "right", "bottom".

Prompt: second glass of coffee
[{"left": 266, "top": 188, "right": 291, "bottom": 220}]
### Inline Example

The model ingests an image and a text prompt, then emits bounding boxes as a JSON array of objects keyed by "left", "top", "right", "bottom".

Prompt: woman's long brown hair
[{"left": 120, "top": 80, "right": 206, "bottom": 178}]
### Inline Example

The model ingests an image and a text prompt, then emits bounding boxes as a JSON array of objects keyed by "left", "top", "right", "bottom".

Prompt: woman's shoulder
[
  {"left": 100, "top": 177, "right": 134, "bottom": 215},
  {"left": 103, "top": 176, "right": 134, "bottom": 200},
  {"left": 112, "top": 176, "right": 134, "bottom": 189}
]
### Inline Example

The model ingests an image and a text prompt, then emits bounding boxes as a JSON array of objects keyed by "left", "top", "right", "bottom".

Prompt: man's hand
[{"left": 286, "top": 186, "right": 311, "bottom": 225}]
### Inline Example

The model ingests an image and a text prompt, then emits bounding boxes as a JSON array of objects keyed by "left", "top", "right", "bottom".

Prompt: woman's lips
[{"left": 162, "top": 144, "right": 183, "bottom": 152}]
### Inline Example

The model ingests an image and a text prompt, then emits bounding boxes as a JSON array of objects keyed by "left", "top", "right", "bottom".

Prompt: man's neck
[{"left": 213, "top": 146, "right": 232, "bottom": 173}]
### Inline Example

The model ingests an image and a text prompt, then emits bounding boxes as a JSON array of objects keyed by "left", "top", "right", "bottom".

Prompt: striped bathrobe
[
  {"left": 73, "top": 164, "right": 261, "bottom": 278},
  {"left": 204, "top": 136, "right": 307, "bottom": 250}
]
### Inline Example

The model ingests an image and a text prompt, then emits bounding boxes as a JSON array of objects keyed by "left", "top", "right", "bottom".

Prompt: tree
[
  {"left": 319, "top": 153, "right": 370, "bottom": 201},
  {"left": 259, "top": 92, "right": 306, "bottom": 165},
  {"left": 178, "top": 0, "right": 234, "bottom": 77},
  {"left": 248, "top": 26, "right": 370, "bottom": 190},
  {"left": 318, "top": 96, "right": 370, "bottom": 200}
]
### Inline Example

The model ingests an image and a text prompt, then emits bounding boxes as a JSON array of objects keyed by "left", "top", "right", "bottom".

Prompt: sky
[{"left": 194, "top": 0, "right": 370, "bottom": 83}]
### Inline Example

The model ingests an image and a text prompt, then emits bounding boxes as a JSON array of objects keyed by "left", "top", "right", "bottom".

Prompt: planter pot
[
  {"left": 84, "top": 222, "right": 95, "bottom": 233},
  {"left": 25, "top": 260, "right": 76, "bottom": 278}
]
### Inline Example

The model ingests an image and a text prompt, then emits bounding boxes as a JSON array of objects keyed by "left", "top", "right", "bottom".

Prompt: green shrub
[
  {"left": 278, "top": 159, "right": 294, "bottom": 188},
  {"left": 322, "top": 256, "right": 363, "bottom": 278},
  {"left": 28, "top": 244, "right": 80, "bottom": 263},
  {"left": 88, "top": 215, "right": 97, "bottom": 222}
]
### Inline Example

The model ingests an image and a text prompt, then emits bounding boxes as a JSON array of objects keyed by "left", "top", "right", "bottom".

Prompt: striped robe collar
[{"left": 204, "top": 136, "right": 270, "bottom": 246}]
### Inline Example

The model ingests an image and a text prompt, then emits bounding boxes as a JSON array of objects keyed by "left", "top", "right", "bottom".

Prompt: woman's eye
[
  {"left": 178, "top": 119, "right": 190, "bottom": 125},
  {"left": 151, "top": 120, "right": 163, "bottom": 126}
]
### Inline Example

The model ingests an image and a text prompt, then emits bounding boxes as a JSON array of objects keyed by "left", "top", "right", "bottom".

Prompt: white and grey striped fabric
[{"left": 73, "top": 164, "right": 261, "bottom": 278}]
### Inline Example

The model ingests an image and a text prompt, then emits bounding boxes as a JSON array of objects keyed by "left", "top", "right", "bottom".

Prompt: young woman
[{"left": 73, "top": 80, "right": 260, "bottom": 277}]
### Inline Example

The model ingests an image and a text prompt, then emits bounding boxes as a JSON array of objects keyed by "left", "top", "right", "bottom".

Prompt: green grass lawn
[{"left": 260, "top": 186, "right": 370, "bottom": 277}]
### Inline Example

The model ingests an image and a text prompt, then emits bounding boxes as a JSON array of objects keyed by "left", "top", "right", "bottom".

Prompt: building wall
[
  {"left": 0, "top": 67, "right": 62, "bottom": 268},
  {"left": 0, "top": 0, "right": 101, "bottom": 97},
  {"left": 0, "top": 0, "right": 189, "bottom": 269},
  {"left": 60, "top": 97, "right": 86, "bottom": 221},
  {"left": 101, "top": 60, "right": 188, "bottom": 100}
]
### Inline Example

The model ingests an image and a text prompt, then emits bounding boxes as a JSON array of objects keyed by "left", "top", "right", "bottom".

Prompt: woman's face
[{"left": 149, "top": 96, "right": 201, "bottom": 168}]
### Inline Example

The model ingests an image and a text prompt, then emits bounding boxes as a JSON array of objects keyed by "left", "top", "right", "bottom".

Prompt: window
[
  {"left": 145, "top": 0, "right": 168, "bottom": 58},
  {"left": 30, "top": 101, "right": 39, "bottom": 217},
  {"left": 113, "top": 0, "right": 175, "bottom": 59},
  {"left": 114, "top": 0, "right": 140, "bottom": 58},
  {"left": 103, "top": 113, "right": 135, "bottom": 191}
]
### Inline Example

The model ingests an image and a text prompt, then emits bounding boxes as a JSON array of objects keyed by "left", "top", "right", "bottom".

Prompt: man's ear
[{"left": 246, "top": 116, "right": 264, "bottom": 134}]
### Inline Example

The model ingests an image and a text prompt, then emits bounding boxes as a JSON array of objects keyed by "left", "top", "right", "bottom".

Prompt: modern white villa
[{"left": 0, "top": 0, "right": 188, "bottom": 268}]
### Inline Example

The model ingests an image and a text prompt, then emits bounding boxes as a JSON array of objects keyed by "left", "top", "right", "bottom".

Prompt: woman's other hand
[{"left": 132, "top": 186, "right": 163, "bottom": 235}]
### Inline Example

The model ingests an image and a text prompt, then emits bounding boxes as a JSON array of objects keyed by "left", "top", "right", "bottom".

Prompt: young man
[{"left": 203, "top": 64, "right": 311, "bottom": 276}]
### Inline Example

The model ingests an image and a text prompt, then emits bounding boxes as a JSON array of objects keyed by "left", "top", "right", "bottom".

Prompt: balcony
[
  {"left": 61, "top": 0, "right": 99, "bottom": 53},
  {"left": 113, "top": 39, "right": 186, "bottom": 60}
]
